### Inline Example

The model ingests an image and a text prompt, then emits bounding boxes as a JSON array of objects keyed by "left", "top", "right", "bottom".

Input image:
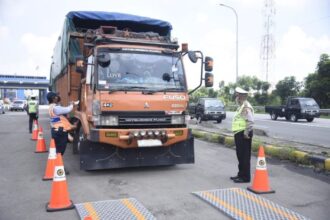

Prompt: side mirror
[
  {"left": 205, "top": 72, "right": 214, "bottom": 87},
  {"left": 162, "top": 73, "right": 172, "bottom": 82},
  {"left": 188, "top": 51, "right": 198, "bottom": 63},
  {"left": 97, "top": 52, "right": 111, "bottom": 68},
  {"left": 205, "top": 56, "right": 213, "bottom": 71},
  {"left": 75, "top": 56, "right": 85, "bottom": 74}
]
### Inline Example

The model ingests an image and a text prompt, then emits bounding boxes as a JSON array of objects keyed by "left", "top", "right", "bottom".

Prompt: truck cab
[{"left": 265, "top": 97, "right": 320, "bottom": 122}]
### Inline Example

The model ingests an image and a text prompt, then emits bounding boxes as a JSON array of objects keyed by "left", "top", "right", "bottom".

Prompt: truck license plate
[{"left": 137, "top": 139, "right": 162, "bottom": 147}]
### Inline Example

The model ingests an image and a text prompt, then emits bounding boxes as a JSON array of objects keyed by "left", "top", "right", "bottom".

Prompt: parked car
[
  {"left": 189, "top": 98, "right": 226, "bottom": 123},
  {"left": 10, "top": 100, "right": 27, "bottom": 111},
  {"left": 265, "top": 97, "right": 320, "bottom": 122},
  {"left": 0, "top": 100, "right": 5, "bottom": 114}
]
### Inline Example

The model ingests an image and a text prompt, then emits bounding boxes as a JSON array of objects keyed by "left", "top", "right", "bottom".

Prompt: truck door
[{"left": 288, "top": 99, "right": 299, "bottom": 115}]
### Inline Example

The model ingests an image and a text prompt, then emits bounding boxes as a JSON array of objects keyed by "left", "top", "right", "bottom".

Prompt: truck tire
[
  {"left": 72, "top": 124, "right": 86, "bottom": 154},
  {"left": 290, "top": 114, "right": 298, "bottom": 122},
  {"left": 271, "top": 112, "right": 278, "bottom": 120},
  {"left": 306, "top": 118, "right": 314, "bottom": 122},
  {"left": 216, "top": 119, "right": 222, "bottom": 123}
]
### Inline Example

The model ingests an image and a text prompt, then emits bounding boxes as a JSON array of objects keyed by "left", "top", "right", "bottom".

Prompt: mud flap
[{"left": 79, "top": 130, "right": 194, "bottom": 170}]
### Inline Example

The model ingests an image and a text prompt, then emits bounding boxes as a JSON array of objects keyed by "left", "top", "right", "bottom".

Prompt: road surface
[{"left": 0, "top": 110, "right": 329, "bottom": 220}]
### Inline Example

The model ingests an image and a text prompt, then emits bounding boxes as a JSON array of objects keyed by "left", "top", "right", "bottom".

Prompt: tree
[
  {"left": 189, "top": 87, "right": 218, "bottom": 103},
  {"left": 273, "top": 76, "right": 302, "bottom": 104},
  {"left": 303, "top": 54, "right": 330, "bottom": 108}
]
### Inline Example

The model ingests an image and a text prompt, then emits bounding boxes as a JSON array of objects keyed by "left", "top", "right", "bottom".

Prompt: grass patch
[
  {"left": 224, "top": 137, "right": 235, "bottom": 147},
  {"left": 320, "top": 115, "right": 330, "bottom": 119},
  {"left": 252, "top": 140, "right": 263, "bottom": 152},
  {"left": 192, "top": 130, "right": 206, "bottom": 139}
]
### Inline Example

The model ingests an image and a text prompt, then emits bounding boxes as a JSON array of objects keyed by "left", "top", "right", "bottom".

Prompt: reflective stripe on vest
[
  {"left": 28, "top": 100, "right": 37, "bottom": 113},
  {"left": 232, "top": 101, "right": 253, "bottom": 133}
]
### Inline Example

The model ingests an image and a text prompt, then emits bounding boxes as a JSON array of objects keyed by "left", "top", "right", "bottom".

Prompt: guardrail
[{"left": 320, "top": 109, "right": 330, "bottom": 115}]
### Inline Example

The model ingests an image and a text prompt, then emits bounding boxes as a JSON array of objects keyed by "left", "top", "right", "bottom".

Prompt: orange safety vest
[{"left": 49, "top": 104, "right": 73, "bottom": 131}]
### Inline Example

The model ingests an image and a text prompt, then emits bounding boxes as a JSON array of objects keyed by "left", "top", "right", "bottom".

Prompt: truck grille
[{"left": 102, "top": 111, "right": 172, "bottom": 126}]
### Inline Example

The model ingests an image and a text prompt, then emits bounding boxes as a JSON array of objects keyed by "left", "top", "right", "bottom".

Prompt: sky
[{"left": 0, "top": 0, "right": 329, "bottom": 89}]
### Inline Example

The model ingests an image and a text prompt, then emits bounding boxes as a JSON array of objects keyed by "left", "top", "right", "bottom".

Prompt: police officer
[
  {"left": 47, "top": 92, "right": 77, "bottom": 157},
  {"left": 27, "top": 95, "right": 39, "bottom": 133},
  {"left": 231, "top": 87, "right": 254, "bottom": 183}
]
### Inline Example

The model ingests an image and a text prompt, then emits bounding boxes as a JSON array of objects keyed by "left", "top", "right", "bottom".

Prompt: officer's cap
[{"left": 235, "top": 87, "right": 248, "bottom": 94}]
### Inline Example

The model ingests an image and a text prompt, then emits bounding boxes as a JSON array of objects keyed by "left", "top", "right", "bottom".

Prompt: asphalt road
[
  {"left": 0, "top": 110, "right": 329, "bottom": 220},
  {"left": 204, "top": 112, "right": 330, "bottom": 149}
]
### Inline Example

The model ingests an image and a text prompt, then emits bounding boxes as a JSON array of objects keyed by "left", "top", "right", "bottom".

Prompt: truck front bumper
[
  {"left": 203, "top": 113, "right": 226, "bottom": 121},
  {"left": 81, "top": 129, "right": 195, "bottom": 170},
  {"left": 300, "top": 112, "right": 320, "bottom": 119},
  {"left": 89, "top": 127, "right": 190, "bottom": 148}
]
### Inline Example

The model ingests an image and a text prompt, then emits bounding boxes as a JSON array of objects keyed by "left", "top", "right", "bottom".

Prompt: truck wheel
[
  {"left": 216, "top": 119, "right": 222, "bottom": 123},
  {"left": 285, "top": 116, "right": 290, "bottom": 121},
  {"left": 306, "top": 118, "right": 314, "bottom": 122},
  {"left": 271, "top": 112, "right": 278, "bottom": 120},
  {"left": 290, "top": 114, "right": 298, "bottom": 122},
  {"left": 72, "top": 124, "right": 85, "bottom": 154}
]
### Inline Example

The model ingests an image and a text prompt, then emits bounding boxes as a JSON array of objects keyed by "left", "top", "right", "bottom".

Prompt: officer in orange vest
[
  {"left": 230, "top": 87, "right": 254, "bottom": 183},
  {"left": 47, "top": 92, "right": 77, "bottom": 157}
]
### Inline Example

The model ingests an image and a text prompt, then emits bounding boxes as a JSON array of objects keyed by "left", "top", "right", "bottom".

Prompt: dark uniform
[
  {"left": 231, "top": 88, "right": 254, "bottom": 183},
  {"left": 47, "top": 92, "right": 74, "bottom": 155},
  {"left": 27, "top": 97, "right": 38, "bottom": 133}
]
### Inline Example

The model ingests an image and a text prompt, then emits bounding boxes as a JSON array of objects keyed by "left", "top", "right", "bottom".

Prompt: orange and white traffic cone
[
  {"left": 46, "top": 153, "right": 74, "bottom": 212},
  {"left": 35, "top": 126, "right": 48, "bottom": 153},
  {"left": 31, "top": 120, "right": 39, "bottom": 140},
  {"left": 42, "top": 139, "right": 57, "bottom": 181},
  {"left": 247, "top": 146, "right": 275, "bottom": 194}
]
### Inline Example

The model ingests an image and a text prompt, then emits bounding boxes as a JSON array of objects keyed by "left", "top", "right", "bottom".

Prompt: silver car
[{"left": 10, "top": 100, "right": 27, "bottom": 111}]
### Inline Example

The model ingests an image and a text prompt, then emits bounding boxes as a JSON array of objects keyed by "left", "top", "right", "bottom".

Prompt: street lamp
[{"left": 219, "top": 3, "right": 238, "bottom": 82}]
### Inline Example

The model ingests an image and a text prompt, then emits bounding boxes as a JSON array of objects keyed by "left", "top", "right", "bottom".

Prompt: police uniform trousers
[
  {"left": 51, "top": 127, "right": 68, "bottom": 155},
  {"left": 234, "top": 131, "right": 252, "bottom": 181},
  {"left": 29, "top": 113, "right": 38, "bottom": 133}
]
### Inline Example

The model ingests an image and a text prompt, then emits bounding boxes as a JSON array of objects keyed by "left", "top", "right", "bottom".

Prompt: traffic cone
[
  {"left": 247, "top": 146, "right": 275, "bottom": 194},
  {"left": 46, "top": 153, "right": 74, "bottom": 212},
  {"left": 42, "top": 139, "right": 57, "bottom": 181},
  {"left": 31, "top": 120, "right": 39, "bottom": 140},
  {"left": 35, "top": 126, "right": 48, "bottom": 153}
]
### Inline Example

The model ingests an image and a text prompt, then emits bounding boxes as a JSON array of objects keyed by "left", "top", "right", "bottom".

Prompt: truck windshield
[
  {"left": 97, "top": 52, "right": 186, "bottom": 91},
  {"left": 299, "top": 98, "right": 318, "bottom": 107},
  {"left": 205, "top": 100, "right": 224, "bottom": 108}
]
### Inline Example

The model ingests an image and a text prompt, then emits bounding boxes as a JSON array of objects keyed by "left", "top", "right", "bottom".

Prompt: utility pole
[{"left": 261, "top": 0, "right": 276, "bottom": 82}]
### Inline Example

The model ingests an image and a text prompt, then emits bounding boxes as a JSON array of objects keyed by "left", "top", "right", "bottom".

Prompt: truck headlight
[
  {"left": 301, "top": 109, "right": 306, "bottom": 113},
  {"left": 92, "top": 100, "right": 101, "bottom": 116},
  {"left": 171, "top": 115, "right": 185, "bottom": 124},
  {"left": 93, "top": 115, "right": 118, "bottom": 126}
]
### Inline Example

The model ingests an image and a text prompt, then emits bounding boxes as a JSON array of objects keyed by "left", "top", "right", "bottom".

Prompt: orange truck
[{"left": 50, "top": 11, "right": 214, "bottom": 170}]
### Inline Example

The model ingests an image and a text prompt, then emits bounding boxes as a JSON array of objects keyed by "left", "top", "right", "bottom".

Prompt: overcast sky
[{"left": 0, "top": 0, "right": 329, "bottom": 89}]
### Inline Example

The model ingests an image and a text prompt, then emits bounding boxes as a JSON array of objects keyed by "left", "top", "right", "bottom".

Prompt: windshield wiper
[
  {"left": 144, "top": 87, "right": 184, "bottom": 94},
  {"left": 108, "top": 86, "right": 148, "bottom": 94}
]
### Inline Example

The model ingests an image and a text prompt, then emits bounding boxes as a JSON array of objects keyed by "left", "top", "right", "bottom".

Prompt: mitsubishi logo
[{"left": 144, "top": 102, "right": 150, "bottom": 109}]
